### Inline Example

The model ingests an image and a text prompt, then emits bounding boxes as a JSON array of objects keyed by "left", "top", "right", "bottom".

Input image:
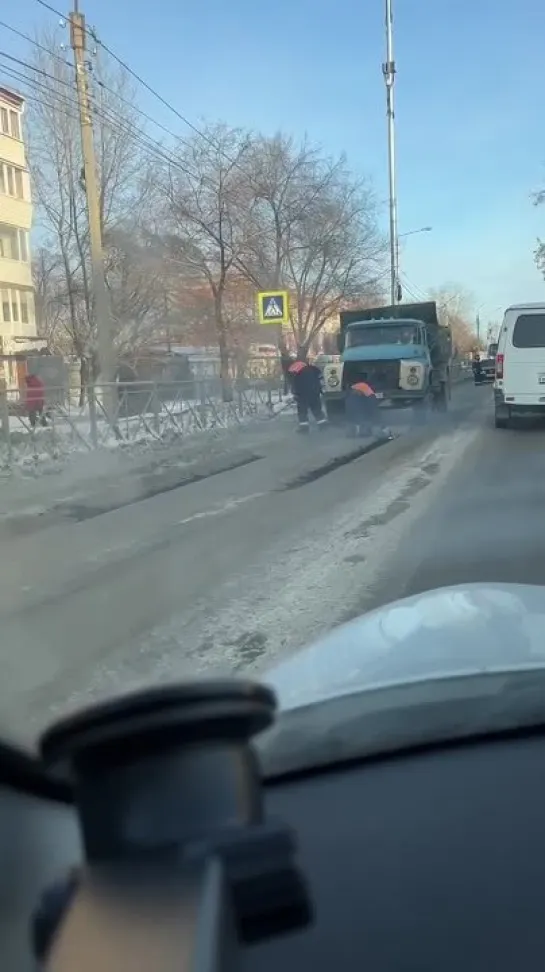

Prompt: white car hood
[{"left": 264, "top": 583, "right": 545, "bottom": 713}]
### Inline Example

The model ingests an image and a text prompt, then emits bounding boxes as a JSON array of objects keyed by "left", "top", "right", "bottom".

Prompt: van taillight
[{"left": 496, "top": 353, "right": 504, "bottom": 379}]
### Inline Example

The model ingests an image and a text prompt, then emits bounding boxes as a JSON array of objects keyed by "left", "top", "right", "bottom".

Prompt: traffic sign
[{"left": 257, "top": 290, "right": 290, "bottom": 326}]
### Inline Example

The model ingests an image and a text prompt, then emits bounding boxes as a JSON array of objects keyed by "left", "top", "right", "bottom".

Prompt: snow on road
[{"left": 57, "top": 424, "right": 480, "bottom": 716}]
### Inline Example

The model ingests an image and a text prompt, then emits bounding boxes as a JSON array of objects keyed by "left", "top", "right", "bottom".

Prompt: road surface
[{"left": 1, "top": 380, "right": 536, "bottom": 744}]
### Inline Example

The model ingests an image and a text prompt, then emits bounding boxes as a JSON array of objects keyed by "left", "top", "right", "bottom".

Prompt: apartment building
[{"left": 0, "top": 86, "right": 37, "bottom": 384}]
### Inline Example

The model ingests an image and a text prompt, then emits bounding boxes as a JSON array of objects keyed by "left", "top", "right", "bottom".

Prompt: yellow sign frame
[{"left": 257, "top": 290, "right": 290, "bottom": 326}]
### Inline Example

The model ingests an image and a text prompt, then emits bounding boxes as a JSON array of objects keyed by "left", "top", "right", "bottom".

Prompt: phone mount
[{"left": 39, "top": 680, "right": 313, "bottom": 972}]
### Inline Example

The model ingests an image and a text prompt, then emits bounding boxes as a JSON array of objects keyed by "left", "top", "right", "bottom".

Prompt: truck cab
[{"left": 322, "top": 302, "right": 451, "bottom": 419}]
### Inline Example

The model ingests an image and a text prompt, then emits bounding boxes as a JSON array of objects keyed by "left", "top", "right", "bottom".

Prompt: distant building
[{"left": 0, "top": 86, "right": 37, "bottom": 385}]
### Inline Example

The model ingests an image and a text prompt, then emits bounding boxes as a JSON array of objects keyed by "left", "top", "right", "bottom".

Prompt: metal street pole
[{"left": 383, "top": 0, "right": 399, "bottom": 305}]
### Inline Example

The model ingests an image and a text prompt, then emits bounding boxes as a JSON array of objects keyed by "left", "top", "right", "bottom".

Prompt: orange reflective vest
[
  {"left": 288, "top": 360, "right": 307, "bottom": 375},
  {"left": 351, "top": 381, "right": 376, "bottom": 398}
]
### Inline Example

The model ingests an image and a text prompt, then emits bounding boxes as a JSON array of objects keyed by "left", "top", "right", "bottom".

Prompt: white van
[{"left": 494, "top": 303, "right": 545, "bottom": 428}]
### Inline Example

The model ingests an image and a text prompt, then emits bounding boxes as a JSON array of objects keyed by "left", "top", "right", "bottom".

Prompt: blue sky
[{"left": 10, "top": 0, "right": 545, "bottom": 325}]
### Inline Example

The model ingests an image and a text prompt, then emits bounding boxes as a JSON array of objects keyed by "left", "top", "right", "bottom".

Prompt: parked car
[{"left": 478, "top": 342, "right": 497, "bottom": 384}]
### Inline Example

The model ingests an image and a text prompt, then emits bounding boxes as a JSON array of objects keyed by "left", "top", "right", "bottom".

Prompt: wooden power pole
[{"left": 70, "top": 5, "right": 116, "bottom": 420}]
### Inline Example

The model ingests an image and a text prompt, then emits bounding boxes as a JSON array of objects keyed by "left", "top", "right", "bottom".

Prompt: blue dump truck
[{"left": 321, "top": 301, "right": 452, "bottom": 420}]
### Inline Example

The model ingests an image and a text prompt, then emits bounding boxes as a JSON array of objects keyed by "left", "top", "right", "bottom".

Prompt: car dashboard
[
  {"left": 243, "top": 733, "right": 545, "bottom": 971},
  {"left": 2, "top": 731, "right": 545, "bottom": 972}
]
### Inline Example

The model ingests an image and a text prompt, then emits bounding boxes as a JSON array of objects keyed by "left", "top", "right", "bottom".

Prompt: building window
[
  {"left": 0, "top": 224, "right": 28, "bottom": 261},
  {"left": 0, "top": 163, "right": 25, "bottom": 199},
  {"left": 0, "top": 223, "right": 19, "bottom": 260},
  {"left": 1, "top": 290, "right": 10, "bottom": 322},
  {"left": 9, "top": 110, "right": 20, "bottom": 140},
  {"left": 0, "top": 289, "right": 34, "bottom": 325},
  {"left": 0, "top": 106, "right": 22, "bottom": 139}
]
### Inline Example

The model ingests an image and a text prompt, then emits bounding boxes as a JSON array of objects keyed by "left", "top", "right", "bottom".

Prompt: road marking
[{"left": 177, "top": 492, "right": 266, "bottom": 526}]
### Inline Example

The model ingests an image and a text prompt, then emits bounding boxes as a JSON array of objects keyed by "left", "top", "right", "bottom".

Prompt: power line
[
  {"left": 0, "top": 48, "right": 217, "bottom": 187},
  {"left": 0, "top": 48, "right": 74, "bottom": 91},
  {"left": 0, "top": 63, "right": 82, "bottom": 125},
  {"left": 0, "top": 17, "right": 70, "bottom": 66},
  {"left": 19, "top": 4, "right": 360, "bottom": 277},
  {"left": 0, "top": 36, "right": 217, "bottom": 185},
  {"left": 93, "top": 33, "right": 232, "bottom": 158},
  {"left": 32, "top": 0, "right": 67, "bottom": 21},
  {"left": 0, "top": 61, "right": 193, "bottom": 180},
  {"left": 94, "top": 75, "right": 192, "bottom": 150},
  {"left": 399, "top": 271, "right": 427, "bottom": 302},
  {"left": 397, "top": 268, "right": 428, "bottom": 301},
  {"left": 30, "top": 6, "right": 336, "bottom": 204},
  {"left": 0, "top": 62, "right": 225, "bottom": 203},
  {"left": 30, "top": 0, "right": 237, "bottom": 167},
  {"left": 28, "top": 0, "right": 343, "bottom": 213}
]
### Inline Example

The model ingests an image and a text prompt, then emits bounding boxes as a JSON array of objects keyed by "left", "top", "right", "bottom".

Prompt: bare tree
[
  {"left": 237, "top": 134, "right": 387, "bottom": 352},
  {"left": 154, "top": 124, "right": 254, "bottom": 396},
  {"left": 103, "top": 226, "right": 173, "bottom": 360},
  {"left": 27, "top": 31, "right": 162, "bottom": 397},
  {"left": 33, "top": 247, "right": 66, "bottom": 349},
  {"left": 429, "top": 284, "right": 477, "bottom": 354}
]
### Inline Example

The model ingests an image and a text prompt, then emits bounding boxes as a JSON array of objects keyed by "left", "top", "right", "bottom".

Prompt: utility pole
[
  {"left": 382, "top": 0, "right": 399, "bottom": 306},
  {"left": 70, "top": 4, "right": 116, "bottom": 420}
]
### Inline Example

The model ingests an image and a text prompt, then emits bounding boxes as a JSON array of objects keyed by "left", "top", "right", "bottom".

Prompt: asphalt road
[
  {"left": 392, "top": 403, "right": 545, "bottom": 596},
  {"left": 1, "top": 380, "right": 518, "bottom": 743}
]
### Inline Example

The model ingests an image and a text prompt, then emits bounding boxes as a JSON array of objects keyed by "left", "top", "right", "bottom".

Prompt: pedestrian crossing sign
[{"left": 257, "top": 290, "right": 290, "bottom": 326}]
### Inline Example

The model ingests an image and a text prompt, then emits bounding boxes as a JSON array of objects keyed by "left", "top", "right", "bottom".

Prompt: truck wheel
[
  {"left": 495, "top": 408, "right": 509, "bottom": 429},
  {"left": 325, "top": 399, "right": 345, "bottom": 424},
  {"left": 434, "top": 382, "right": 448, "bottom": 412},
  {"left": 413, "top": 398, "right": 430, "bottom": 425}
]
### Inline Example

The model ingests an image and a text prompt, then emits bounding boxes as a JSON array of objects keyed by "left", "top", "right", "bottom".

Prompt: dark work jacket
[{"left": 288, "top": 361, "right": 322, "bottom": 400}]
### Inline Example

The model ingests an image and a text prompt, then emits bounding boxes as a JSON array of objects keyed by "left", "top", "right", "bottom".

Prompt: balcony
[
  {"left": 0, "top": 194, "right": 32, "bottom": 230},
  {"left": 0, "top": 256, "right": 32, "bottom": 288},
  {"left": 0, "top": 132, "right": 26, "bottom": 169}
]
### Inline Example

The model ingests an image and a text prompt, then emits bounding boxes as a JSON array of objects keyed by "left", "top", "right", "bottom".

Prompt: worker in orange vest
[
  {"left": 345, "top": 380, "right": 392, "bottom": 439},
  {"left": 288, "top": 352, "right": 327, "bottom": 433}
]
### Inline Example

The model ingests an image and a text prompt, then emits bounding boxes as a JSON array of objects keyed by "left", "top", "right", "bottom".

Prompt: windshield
[
  {"left": 1, "top": 2, "right": 543, "bottom": 786},
  {"left": 346, "top": 324, "right": 419, "bottom": 348}
]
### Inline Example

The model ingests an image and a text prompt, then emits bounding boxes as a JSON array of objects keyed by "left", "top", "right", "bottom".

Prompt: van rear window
[{"left": 512, "top": 314, "right": 545, "bottom": 348}]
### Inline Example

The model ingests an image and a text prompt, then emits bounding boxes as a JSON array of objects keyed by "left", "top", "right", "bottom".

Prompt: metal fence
[
  {"left": 0, "top": 355, "right": 473, "bottom": 468},
  {"left": 0, "top": 373, "right": 289, "bottom": 466}
]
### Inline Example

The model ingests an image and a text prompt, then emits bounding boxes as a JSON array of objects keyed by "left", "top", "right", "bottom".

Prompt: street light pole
[{"left": 383, "top": 0, "right": 398, "bottom": 306}]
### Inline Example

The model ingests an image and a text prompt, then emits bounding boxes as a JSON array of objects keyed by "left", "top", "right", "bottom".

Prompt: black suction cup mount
[
  {"left": 39, "top": 679, "right": 312, "bottom": 952},
  {"left": 40, "top": 680, "right": 277, "bottom": 862}
]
